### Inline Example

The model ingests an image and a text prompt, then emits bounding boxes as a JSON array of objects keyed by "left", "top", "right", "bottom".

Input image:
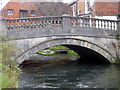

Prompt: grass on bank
[
  {"left": 1, "top": 59, "right": 21, "bottom": 89},
  {"left": 37, "top": 45, "right": 79, "bottom": 56},
  {"left": 0, "top": 35, "right": 21, "bottom": 89}
]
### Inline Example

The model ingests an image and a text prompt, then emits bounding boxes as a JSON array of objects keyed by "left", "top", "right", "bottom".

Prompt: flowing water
[{"left": 19, "top": 54, "right": 120, "bottom": 88}]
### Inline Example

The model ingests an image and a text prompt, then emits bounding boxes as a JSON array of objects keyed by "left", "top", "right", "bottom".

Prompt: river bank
[
  {"left": 36, "top": 45, "right": 79, "bottom": 56},
  {"left": 1, "top": 59, "right": 20, "bottom": 89},
  {"left": 0, "top": 35, "right": 20, "bottom": 89}
]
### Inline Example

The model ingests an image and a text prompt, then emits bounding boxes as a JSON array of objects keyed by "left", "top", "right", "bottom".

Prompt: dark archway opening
[
  {"left": 63, "top": 45, "right": 110, "bottom": 64},
  {"left": 20, "top": 44, "right": 110, "bottom": 68}
]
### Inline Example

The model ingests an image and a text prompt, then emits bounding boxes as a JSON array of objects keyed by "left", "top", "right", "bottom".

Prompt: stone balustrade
[
  {"left": 70, "top": 17, "right": 118, "bottom": 30},
  {"left": 2, "top": 16, "right": 119, "bottom": 31}
]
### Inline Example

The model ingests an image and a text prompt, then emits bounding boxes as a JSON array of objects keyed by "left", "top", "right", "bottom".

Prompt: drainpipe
[{"left": 117, "top": 16, "right": 120, "bottom": 63}]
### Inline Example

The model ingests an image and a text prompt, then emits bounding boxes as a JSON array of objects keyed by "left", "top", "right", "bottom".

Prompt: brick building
[
  {"left": 69, "top": 0, "right": 120, "bottom": 20},
  {"left": 69, "top": 0, "right": 92, "bottom": 17},
  {"left": 94, "top": 2, "right": 120, "bottom": 20},
  {"left": 2, "top": 0, "right": 41, "bottom": 19}
]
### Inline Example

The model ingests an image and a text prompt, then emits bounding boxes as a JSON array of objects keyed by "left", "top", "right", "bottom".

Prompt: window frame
[
  {"left": 7, "top": 9, "right": 13, "bottom": 15},
  {"left": 30, "top": 10, "right": 36, "bottom": 16},
  {"left": 78, "top": 9, "right": 81, "bottom": 15}
]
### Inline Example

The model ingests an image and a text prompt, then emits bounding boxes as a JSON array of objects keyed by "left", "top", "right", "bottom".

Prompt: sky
[{"left": 0, "top": 0, "right": 73, "bottom": 10}]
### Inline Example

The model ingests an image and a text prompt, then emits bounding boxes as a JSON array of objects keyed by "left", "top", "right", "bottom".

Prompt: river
[{"left": 19, "top": 54, "right": 120, "bottom": 88}]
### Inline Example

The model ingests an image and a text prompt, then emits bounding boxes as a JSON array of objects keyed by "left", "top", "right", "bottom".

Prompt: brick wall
[
  {"left": 77, "top": 0, "right": 85, "bottom": 14},
  {"left": 69, "top": 0, "right": 85, "bottom": 16},
  {"left": 2, "top": 0, "right": 41, "bottom": 19},
  {"left": 94, "top": 2, "right": 119, "bottom": 15}
]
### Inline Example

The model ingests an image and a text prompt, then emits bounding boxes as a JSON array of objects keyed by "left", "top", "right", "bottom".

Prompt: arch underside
[{"left": 16, "top": 38, "right": 114, "bottom": 64}]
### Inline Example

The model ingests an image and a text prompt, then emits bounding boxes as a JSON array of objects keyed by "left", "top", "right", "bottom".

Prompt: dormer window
[{"left": 7, "top": 9, "right": 13, "bottom": 15}]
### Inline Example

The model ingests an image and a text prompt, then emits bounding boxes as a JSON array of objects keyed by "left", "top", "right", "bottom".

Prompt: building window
[
  {"left": 31, "top": 10, "right": 36, "bottom": 16},
  {"left": 7, "top": 9, "right": 13, "bottom": 15},
  {"left": 20, "top": 10, "right": 28, "bottom": 18},
  {"left": 73, "top": 4, "right": 76, "bottom": 16},
  {"left": 78, "top": 9, "right": 81, "bottom": 15}
]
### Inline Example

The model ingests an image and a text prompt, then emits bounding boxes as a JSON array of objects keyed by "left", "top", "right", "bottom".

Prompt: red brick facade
[
  {"left": 94, "top": 2, "right": 119, "bottom": 15},
  {"left": 2, "top": 0, "right": 41, "bottom": 19},
  {"left": 69, "top": 0, "right": 86, "bottom": 16},
  {"left": 69, "top": 0, "right": 120, "bottom": 17}
]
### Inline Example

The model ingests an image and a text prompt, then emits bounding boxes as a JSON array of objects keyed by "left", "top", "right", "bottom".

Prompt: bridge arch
[{"left": 15, "top": 38, "right": 115, "bottom": 64}]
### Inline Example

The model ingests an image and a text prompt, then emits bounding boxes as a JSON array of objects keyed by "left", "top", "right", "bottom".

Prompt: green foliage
[
  {"left": 0, "top": 37, "right": 18, "bottom": 60},
  {"left": 0, "top": 35, "right": 20, "bottom": 89},
  {"left": 67, "top": 50, "right": 79, "bottom": 56},
  {"left": 2, "top": 65, "right": 20, "bottom": 88},
  {"left": 38, "top": 45, "right": 79, "bottom": 56},
  {"left": 37, "top": 50, "right": 55, "bottom": 56}
]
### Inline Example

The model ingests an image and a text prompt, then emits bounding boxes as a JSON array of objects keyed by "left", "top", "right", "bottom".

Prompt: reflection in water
[{"left": 19, "top": 54, "right": 119, "bottom": 88}]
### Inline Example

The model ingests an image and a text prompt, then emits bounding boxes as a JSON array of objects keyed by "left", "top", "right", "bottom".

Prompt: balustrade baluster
[
  {"left": 107, "top": 21, "right": 109, "bottom": 30},
  {"left": 24, "top": 19, "right": 27, "bottom": 28},
  {"left": 79, "top": 18, "right": 81, "bottom": 26},
  {"left": 75, "top": 18, "right": 77, "bottom": 26},
  {"left": 91, "top": 19, "right": 93, "bottom": 28},
  {"left": 55, "top": 19, "right": 57, "bottom": 26},
  {"left": 72, "top": 18, "right": 75, "bottom": 26},
  {"left": 104, "top": 21, "right": 106, "bottom": 29},
  {"left": 82, "top": 18, "right": 84, "bottom": 27},
  {"left": 115, "top": 22, "right": 117, "bottom": 30},
  {"left": 99, "top": 20, "right": 101, "bottom": 29},
  {"left": 17, "top": 20, "right": 20, "bottom": 29},
  {"left": 113, "top": 22, "right": 115, "bottom": 30},
  {"left": 96, "top": 20, "right": 98, "bottom": 28},
  {"left": 89, "top": 18, "right": 92, "bottom": 27},
  {"left": 98, "top": 20, "right": 100, "bottom": 28},
  {"left": 57, "top": 19, "right": 60, "bottom": 26},
  {"left": 39, "top": 19, "right": 42, "bottom": 28},
  {"left": 44, "top": 19, "right": 47, "bottom": 27},
  {"left": 110, "top": 21, "right": 113, "bottom": 30},
  {"left": 103, "top": 20, "right": 106, "bottom": 29},
  {"left": 111, "top": 21, "right": 113, "bottom": 30},
  {"left": 101, "top": 20, "right": 103, "bottom": 29},
  {"left": 11, "top": 20, "right": 14, "bottom": 29},
  {"left": 105, "top": 21, "right": 108, "bottom": 30},
  {"left": 109, "top": 21, "right": 111, "bottom": 30},
  {"left": 91, "top": 19, "right": 94, "bottom": 28},
  {"left": 58, "top": 18, "right": 60, "bottom": 26},
  {"left": 8, "top": 20, "right": 11, "bottom": 30},
  {"left": 33, "top": 19, "right": 36, "bottom": 28},
  {"left": 84, "top": 18, "right": 86, "bottom": 27},
  {"left": 15, "top": 20, "right": 18, "bottom": 29},
  {"left": 94, "top": 19, "right": 96, "bottom": 28},
  {"left": 79, "top": 18, "right": 82, "bottom": 26},
  {"left": 47, "top": 19, "right": 51, "bottom": 27},
  {"left": 87, "top": 18, "right": 89, "bottom": 27}
]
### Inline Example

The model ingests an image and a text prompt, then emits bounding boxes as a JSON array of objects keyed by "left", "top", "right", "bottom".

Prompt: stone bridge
[{"left": 2, "top": 16, "right": 120, "bottom": 64}]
